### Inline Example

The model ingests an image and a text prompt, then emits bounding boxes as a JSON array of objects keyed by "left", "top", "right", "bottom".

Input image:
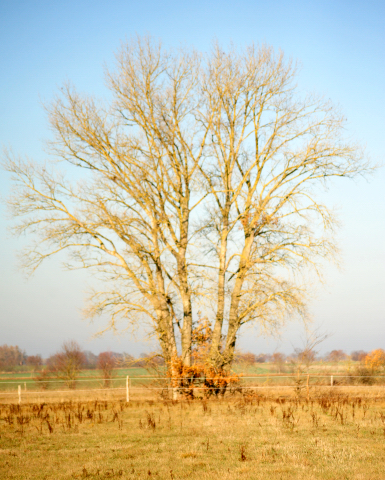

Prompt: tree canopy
[{"left": 4, "top": 37, "right": 369, "bottom": 373}]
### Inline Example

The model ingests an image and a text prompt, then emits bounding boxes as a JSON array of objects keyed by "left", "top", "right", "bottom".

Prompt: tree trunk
[
  {"left": 209, "top": 219, "right": 229, "bottom": 367},
  {"left": 221, "top": 233, "right": 254, "bottom": 370}
]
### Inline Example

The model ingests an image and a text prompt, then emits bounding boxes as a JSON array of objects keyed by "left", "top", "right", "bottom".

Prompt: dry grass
[{"left": 1, "top": 389, "right": 385, "bottom": 479}]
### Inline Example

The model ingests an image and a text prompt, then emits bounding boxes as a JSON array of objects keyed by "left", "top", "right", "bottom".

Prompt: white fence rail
[{"left": 1, "top": 374, "right": 385, "bottom": 403}]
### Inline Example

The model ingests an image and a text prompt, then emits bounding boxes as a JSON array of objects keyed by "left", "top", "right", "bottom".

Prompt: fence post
[
  {"left": 126, "top": 376, "right": 130, "bottom": 403},
  {"left": 331, "top": 375, "right": 333, "bottom": 387},
  {"left": 173, "top": 387, "right": 178, "bottom": 401},
  {"left": 18, "top": 385, "right": 21, "bottom": 404},
  {"left": 24, "top": 382, "right": 27, "bottom": 391}
]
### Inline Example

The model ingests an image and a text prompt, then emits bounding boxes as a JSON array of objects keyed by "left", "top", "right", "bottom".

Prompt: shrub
[
  {"left": 351, "top": 366, "right": 376, "bottom": 385},
  {"left": 365, "top": 349, "right": 385, "bottom": 373},
  {"left": 168, "top": 357, "right": 239, "bottom": 399}
]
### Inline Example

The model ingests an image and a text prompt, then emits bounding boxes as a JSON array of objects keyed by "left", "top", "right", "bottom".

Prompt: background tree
[
  {"left": 327, "top": 350, "right": 347, "bottom": 362},
  {"left": 3, "top": 37, "right": 369, "bottom": 375},
  {"left": 351, "top": 350, "right": 367, "bottom": 362},
  {"left": 47, "top": 340, "right": 85, "bottom": 389},
  {"left": 365, "top": 349, "right": 385, "bottom": 373},
  {"left": 271, "top": 352, "right": 286, "bottom": 373},
  {"left": 97, "top": 351, "right": 116, "bottom": 387},
  {"left": 235, "top": 352, "right": 257, "bottom": 366},
  {"left": 83, "top": 350, "right": 98, "bottom": 369},
  {"left": 0, "top": 345, "right": 26, "bottom": 371},
  {"left": 26, "top": 354, "right": 43, "bottom": 371},
  {"left": 293, "top": 348, "right": 316, "bottom": 367},
  {"left": 290, "top": 329, "right": 330, "bottom": 372},
  {"left": 256, "top": 354, "right": 267, "bottom": 364}
]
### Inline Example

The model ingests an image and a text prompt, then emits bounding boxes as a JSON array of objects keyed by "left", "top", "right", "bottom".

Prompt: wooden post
[
  {"left": 126, "top": 376, "right": 130, "bottom": 403},
  {"left": 24, "top": 382, "right": 27, "bottom": 391},
  {"left": 18, "top": 385, "right": 21, "bottom": 405},
  {"left": 331, "top": 375, "right": 333, "bottom": 387},
  {"left": 173, "top": 387, "right": 178, "bottom": 401}
]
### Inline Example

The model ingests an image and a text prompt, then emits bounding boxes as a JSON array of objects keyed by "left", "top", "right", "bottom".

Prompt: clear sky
[{"left": 0, "top": 0, "right": 384, "bottom": 358}]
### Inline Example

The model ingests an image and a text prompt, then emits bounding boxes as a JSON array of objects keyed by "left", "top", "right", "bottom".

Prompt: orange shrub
[
  {"left": 166, "top": 317, "right": 239, "bottom": 398},
  {"left": 167, "top": 357, "right": 239, "bottom": 398},
  {"left": 365, "top": 349, "right": 385, "bottom": 372}
]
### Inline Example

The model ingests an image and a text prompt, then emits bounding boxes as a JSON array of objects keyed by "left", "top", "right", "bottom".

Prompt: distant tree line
[
  {"left": 234, "top": 349, "right": 383, "bottom": 367},
  {"left": 0, "top": 343, "right": 383, "bottom": 375}
]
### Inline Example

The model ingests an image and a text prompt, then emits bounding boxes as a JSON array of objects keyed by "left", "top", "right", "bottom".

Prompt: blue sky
[{"left": 0, "top": 0, "right": 384, "bottom": 357}]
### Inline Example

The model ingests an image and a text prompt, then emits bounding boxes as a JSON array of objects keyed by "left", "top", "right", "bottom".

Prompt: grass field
[
  {"left": 0, "top": 367, "right": 151, "bottom": 381},
  {"left": 0, "top": 368, "right": 153, "bottom": 393},
  {"left": 1, "top": 388, "right": 385, "bottom": 479},
  {"left": 0, "top": 361, "right": 359, "bottom": 379}
]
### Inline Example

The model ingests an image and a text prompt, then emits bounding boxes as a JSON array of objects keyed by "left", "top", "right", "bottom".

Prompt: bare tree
[
  {"left": 26, "top": 354, "right": 43, "bottom": 371},
  {"left": 234, "top": 352, "right": 257, "bottom": 366},
  {"left": 327, "top": 350, "right": 347, "bottom": 362},
  {"left": 3, "top": 37, "right": 369, "bottom": 375},
  {"left": 195, "top": 45, "right": 369, "bottom": 369},
  {"left": 0, "top": 345, "right": 26, "bottom": 371},
  {"left": 351, "top": 350, "right": 367, "bottom": 362},
  {"left": 97, "top": 351, "right": 116, "bottom": 387},
  {"left": 291, "top": 329, "right": 330, "bottom": 372},
  {"left": 272, "top": 352, "right": 286, "bottom": 373},
  {"left": 47, "top": 340, "right": 85, "bottom": 389}
]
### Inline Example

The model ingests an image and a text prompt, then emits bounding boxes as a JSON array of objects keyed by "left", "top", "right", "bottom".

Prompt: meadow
[{"left": 1, "top": 387, "right": 385, "bottom": 480}]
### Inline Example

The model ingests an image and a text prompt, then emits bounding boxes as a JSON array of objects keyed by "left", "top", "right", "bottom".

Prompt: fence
[{"left": 1, "top": 373, "right": 385, "bottom": 403}]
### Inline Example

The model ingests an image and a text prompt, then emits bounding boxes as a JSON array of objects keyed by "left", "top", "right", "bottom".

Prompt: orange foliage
[
  {"left": 167, "top": 318, "right": 239, "bottom": 397},
  {"left": 168, "top": 357, "right": 239, "bottom": 398},
  {"left": 365, "top": 349, "right": 385, "bottom": 372}
]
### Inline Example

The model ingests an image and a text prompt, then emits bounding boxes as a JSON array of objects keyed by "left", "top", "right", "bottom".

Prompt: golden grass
[{"left": 1, "top": 389, "right": 385, "bottom": 479}]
